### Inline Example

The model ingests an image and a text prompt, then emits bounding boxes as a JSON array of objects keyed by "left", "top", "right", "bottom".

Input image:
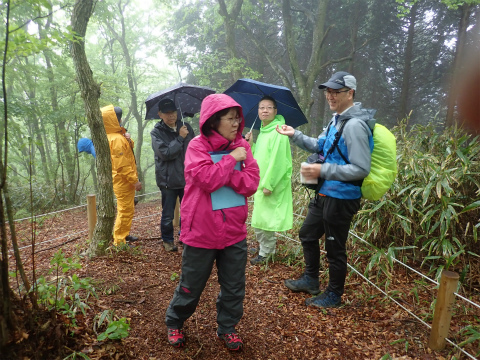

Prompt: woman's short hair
[{"left": 202, "top": 106, "right": 240, "bottom": 136}]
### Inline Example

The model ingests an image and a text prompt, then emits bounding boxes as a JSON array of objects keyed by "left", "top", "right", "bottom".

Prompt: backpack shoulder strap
[{"left": 326, "top": 118, "right": 350, "bottom": 163}]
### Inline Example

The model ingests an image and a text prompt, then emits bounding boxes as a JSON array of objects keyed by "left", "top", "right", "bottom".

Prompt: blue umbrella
[
  {"left": 145, "top": 83, "right": 216, "bottom": 120},
  {"left": 223, "top": 78, "right": 308, "bottom": 130}
]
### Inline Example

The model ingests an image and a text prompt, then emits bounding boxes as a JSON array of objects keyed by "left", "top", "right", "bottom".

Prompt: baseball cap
[
  {"left": 158, "top": 98, "right": 177, "bottom": 113},
  {"left": 318, "top": 71, "right": 357, "bottom": 90}
]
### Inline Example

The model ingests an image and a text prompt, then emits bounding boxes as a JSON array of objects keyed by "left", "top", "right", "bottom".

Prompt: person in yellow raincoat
[{"left": 101, "top": 105, "right": 142, "bottom": 246}]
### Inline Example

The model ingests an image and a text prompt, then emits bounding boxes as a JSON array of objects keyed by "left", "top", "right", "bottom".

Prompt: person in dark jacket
[{"left": 151, "top": 98, "right": 194, "bottom": 252}]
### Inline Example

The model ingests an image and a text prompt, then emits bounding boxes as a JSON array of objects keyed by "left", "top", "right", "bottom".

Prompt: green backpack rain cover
[{"left": 361, "top": 123, "right": 397, "bottom": 200}]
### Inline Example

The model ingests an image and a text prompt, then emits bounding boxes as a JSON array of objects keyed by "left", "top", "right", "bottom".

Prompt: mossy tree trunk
[{"left": 70, "top": 0, "right": 115, "bottom": 257}]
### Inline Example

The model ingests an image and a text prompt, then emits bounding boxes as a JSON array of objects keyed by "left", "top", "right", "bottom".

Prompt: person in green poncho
[{"left": 245, "top": 95, "right": 293, "bottom": 265}]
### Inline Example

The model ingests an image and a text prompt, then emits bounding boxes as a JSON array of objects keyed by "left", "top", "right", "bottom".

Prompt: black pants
[
  {"left": 165, "top": 239, "right": 247, "bottom": 334},
  {"left": 299, "top": 196, "right": 360, "bottom": 296},
  {"left": 160, "top": 187, "right": 184, "bottom": 243}
]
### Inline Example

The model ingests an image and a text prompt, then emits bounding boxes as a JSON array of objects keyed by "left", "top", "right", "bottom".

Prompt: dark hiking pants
[
  {"left": 299, "top": 196, "right": 360, "bottom": 296},
  {"left": 165, "top": 239, "right": 247, "bottom": 334},
  {"left": 160, "top": 187, "right": 184, "bottom": 243}
]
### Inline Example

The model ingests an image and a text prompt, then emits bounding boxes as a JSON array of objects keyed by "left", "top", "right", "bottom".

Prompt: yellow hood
[{"left": 101, "top": 104, "right": 123, "bottom": 134}]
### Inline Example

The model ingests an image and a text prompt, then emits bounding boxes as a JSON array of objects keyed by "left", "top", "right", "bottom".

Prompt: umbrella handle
[
  {"left": 178, "top": 103, "right": 185, "bottom": 125},
  {"left": 249, "top": 114, "right": 259, "bottom": 133}
]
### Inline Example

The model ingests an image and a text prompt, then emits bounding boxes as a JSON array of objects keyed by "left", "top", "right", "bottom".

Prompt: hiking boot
[
  {"left": 217, "top": 332, "right": 243, "bottom": 351},
  {"left": 248, "top": 247, "right": 258, "bottom": 255},
  {"left": 305, "top": 290, "right": 341, "bottom": 308},
  {"left": 284, "top": 274, "right": 320, "bottom": 295},
  {"left": 125, "top": 235, "right": 138, "bottom": 242},
  {"left": 167, "top": 328, "right": 185, "bottom": 348},
  {"left": 250, "top": 255, "right": 266, "bottom": 265},
  {"left": 163, "top": 242, "right": 178, "bottom": 252}
]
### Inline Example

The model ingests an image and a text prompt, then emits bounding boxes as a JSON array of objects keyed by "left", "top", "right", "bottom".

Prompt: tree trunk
[
  {"left": 445, "top": 4, "right": 472, "bottom": 127},
  {"left": 104, "top": 7, "right": 146, "bottom": 193},
  {"left": 70, "top": 0, "right": 115, "bottom": 257},
  {"left": 0, "top": 2, "right": 13, "bottom": 349},
  {"left": 282, "top": 0, "right": 330, "bottom": 119},
  {"left": 0, "top": 190, "right": 13, "bottom": 350},
  {"left": 1, "top": 159, "right": 36, "bottom": 308},
  {"left": 398, "top": 1, "right": 418, "bottom": 122},
  {"left": 217, "top": 0, "right": 244, "bottom": 81},
  {"left": 20, "top": 70, "right": 51, "bottom": 183}
]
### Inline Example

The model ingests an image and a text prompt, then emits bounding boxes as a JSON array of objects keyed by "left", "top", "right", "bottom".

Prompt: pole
[
  {"left": 428, "top": 270, "right": 459, "bottom": 350},
  {"left": 173, "top": 197, "right": 180, "bottom": 227},
  {"left": 87, "top": 194, "right": 97, "bottom": 241}
]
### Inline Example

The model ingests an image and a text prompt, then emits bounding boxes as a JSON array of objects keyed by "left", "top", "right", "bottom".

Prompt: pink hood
[
  {"left": 199, "top": 93, "right": 245, "bottom": 143},
  {"left": 180, "top": 94, "right": 260, "bottom": 249}
]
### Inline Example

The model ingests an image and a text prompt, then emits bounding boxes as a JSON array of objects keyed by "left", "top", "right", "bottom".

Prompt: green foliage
[
  {"left": 457, "top": 324, "right": 480, "bottom": 352},
  {"left": 170, "top": 272, "right": 179, "bottom": 281},
  {"left": 94, "top": 310, "right": 130, "bottom": 341},
  {"left": 33, "top": 250, "right": 98, "bottom": 323},
  {"left": 352, "top": 123, "right": 480, "bottom": 280},
  {"left": 390, "top": 338, "right": 409, "bottom": 352},
  {"left": 395, "top": 0, "right": 420, "bottom": 17},
  {"left": 97, "top": 319, "right": 130, "bottom": 340},
  {"left": 63, "top": 352, "right": 91, "bottom": 360},
  {"left": 441, "top": 0, "right": 480, "bottom": 10},
  {"left": 9, "top": 179, "right": 58, "bottom": 219}
]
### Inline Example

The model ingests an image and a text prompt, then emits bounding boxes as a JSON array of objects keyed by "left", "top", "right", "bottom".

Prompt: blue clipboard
[{"left": 209, "top": 151, "right": 246, "bottom": 210}]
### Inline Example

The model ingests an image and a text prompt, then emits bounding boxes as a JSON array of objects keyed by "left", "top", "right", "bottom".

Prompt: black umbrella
[
  {"left": 144, "top": 83, "right": 216, "bottom": 120},
  {"left": 224, "top": 78, "right": 308, "bottom": 130}
]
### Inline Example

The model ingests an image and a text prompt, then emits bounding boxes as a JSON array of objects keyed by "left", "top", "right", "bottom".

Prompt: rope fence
[
  {"left": 274, "top": 208, "right": 479, "bottom": 358},
  {"left": 7, "top": 193, "right": 479, "bottom": 358}
]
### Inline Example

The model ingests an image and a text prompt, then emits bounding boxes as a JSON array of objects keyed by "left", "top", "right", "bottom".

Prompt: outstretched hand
[{"left": 276, "top": 124, "right": 295, "bottom": 137}]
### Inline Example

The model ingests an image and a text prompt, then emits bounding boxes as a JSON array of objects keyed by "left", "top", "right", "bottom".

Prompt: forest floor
[{"left": 4, "top": 200, "right": 480, "bottom": 360}]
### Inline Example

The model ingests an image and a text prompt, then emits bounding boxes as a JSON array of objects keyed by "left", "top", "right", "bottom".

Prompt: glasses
[
  {"left": 221, "top": 116, "right": 242, "bottom": 125},
  {"left": 259, "top": 106, "right": 276, "bottom": 111},
  {"left": 323, "top": 89, "right": 350, "bottom": 97}
]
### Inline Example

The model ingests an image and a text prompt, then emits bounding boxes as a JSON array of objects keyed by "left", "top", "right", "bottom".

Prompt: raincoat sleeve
[
  {"left": 257, "top": 133, "right": 291, "bottom": 192},
  {"left": 111, "top": 137, "right": 138, "bottom": 185},
  {"left": 226, "top": 141, "right": 260, "bottom": 197},
  {"left": 185, "top": 140, "right": 259, "bottom": 196}
]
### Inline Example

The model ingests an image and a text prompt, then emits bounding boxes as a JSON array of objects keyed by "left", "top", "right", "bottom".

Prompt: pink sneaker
[
  {"left": 217, "top": 332, "right": 243, "bottom": 351},
  {"left": 167, "top": 328, "right": 185, "bottom": 348}
]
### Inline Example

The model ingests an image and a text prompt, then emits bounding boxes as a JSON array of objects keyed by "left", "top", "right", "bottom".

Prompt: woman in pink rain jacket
[{"left": 165, "top": 94, "right": 259, "bottom": 351}]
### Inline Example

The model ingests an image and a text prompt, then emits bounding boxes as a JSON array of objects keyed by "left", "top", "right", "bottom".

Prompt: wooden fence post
[
  {"left": 428, "top": 270, "right": 459, "bottom": 350},
  {"left": 173, "top": 197, "right": 180, "bottom": 227},
  {"left": 87, "top": 194, "right": 97, "bottom": 241}
]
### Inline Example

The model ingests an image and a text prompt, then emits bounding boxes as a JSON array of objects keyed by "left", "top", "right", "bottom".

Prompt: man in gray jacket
[
  {"left": 151, "top": 98, "right": 194, "bottom": 252},
  {"left": 277, "top": 71, "right": 374, "bottom": 308}
]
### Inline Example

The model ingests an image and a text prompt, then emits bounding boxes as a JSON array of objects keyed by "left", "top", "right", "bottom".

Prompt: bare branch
[{"left": 9, "top": 4, "right": 70, "bottom": 34}]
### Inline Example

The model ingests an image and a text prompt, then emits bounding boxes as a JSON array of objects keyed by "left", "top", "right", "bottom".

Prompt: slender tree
[
  {"left": 0, "top": 0, "right": 15, "bottom": 349},
  {"left": 398, "top": 1, "right": 419, "bottom": 121},
  {"left": 96, "top": 0, "right": 154, "bottom": 190},
  {"left": 70, "top": 0, "right": 115, "bottom": 257},
  {"left": 218, "top": 0, "right": 244, "bottom": 81}
]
